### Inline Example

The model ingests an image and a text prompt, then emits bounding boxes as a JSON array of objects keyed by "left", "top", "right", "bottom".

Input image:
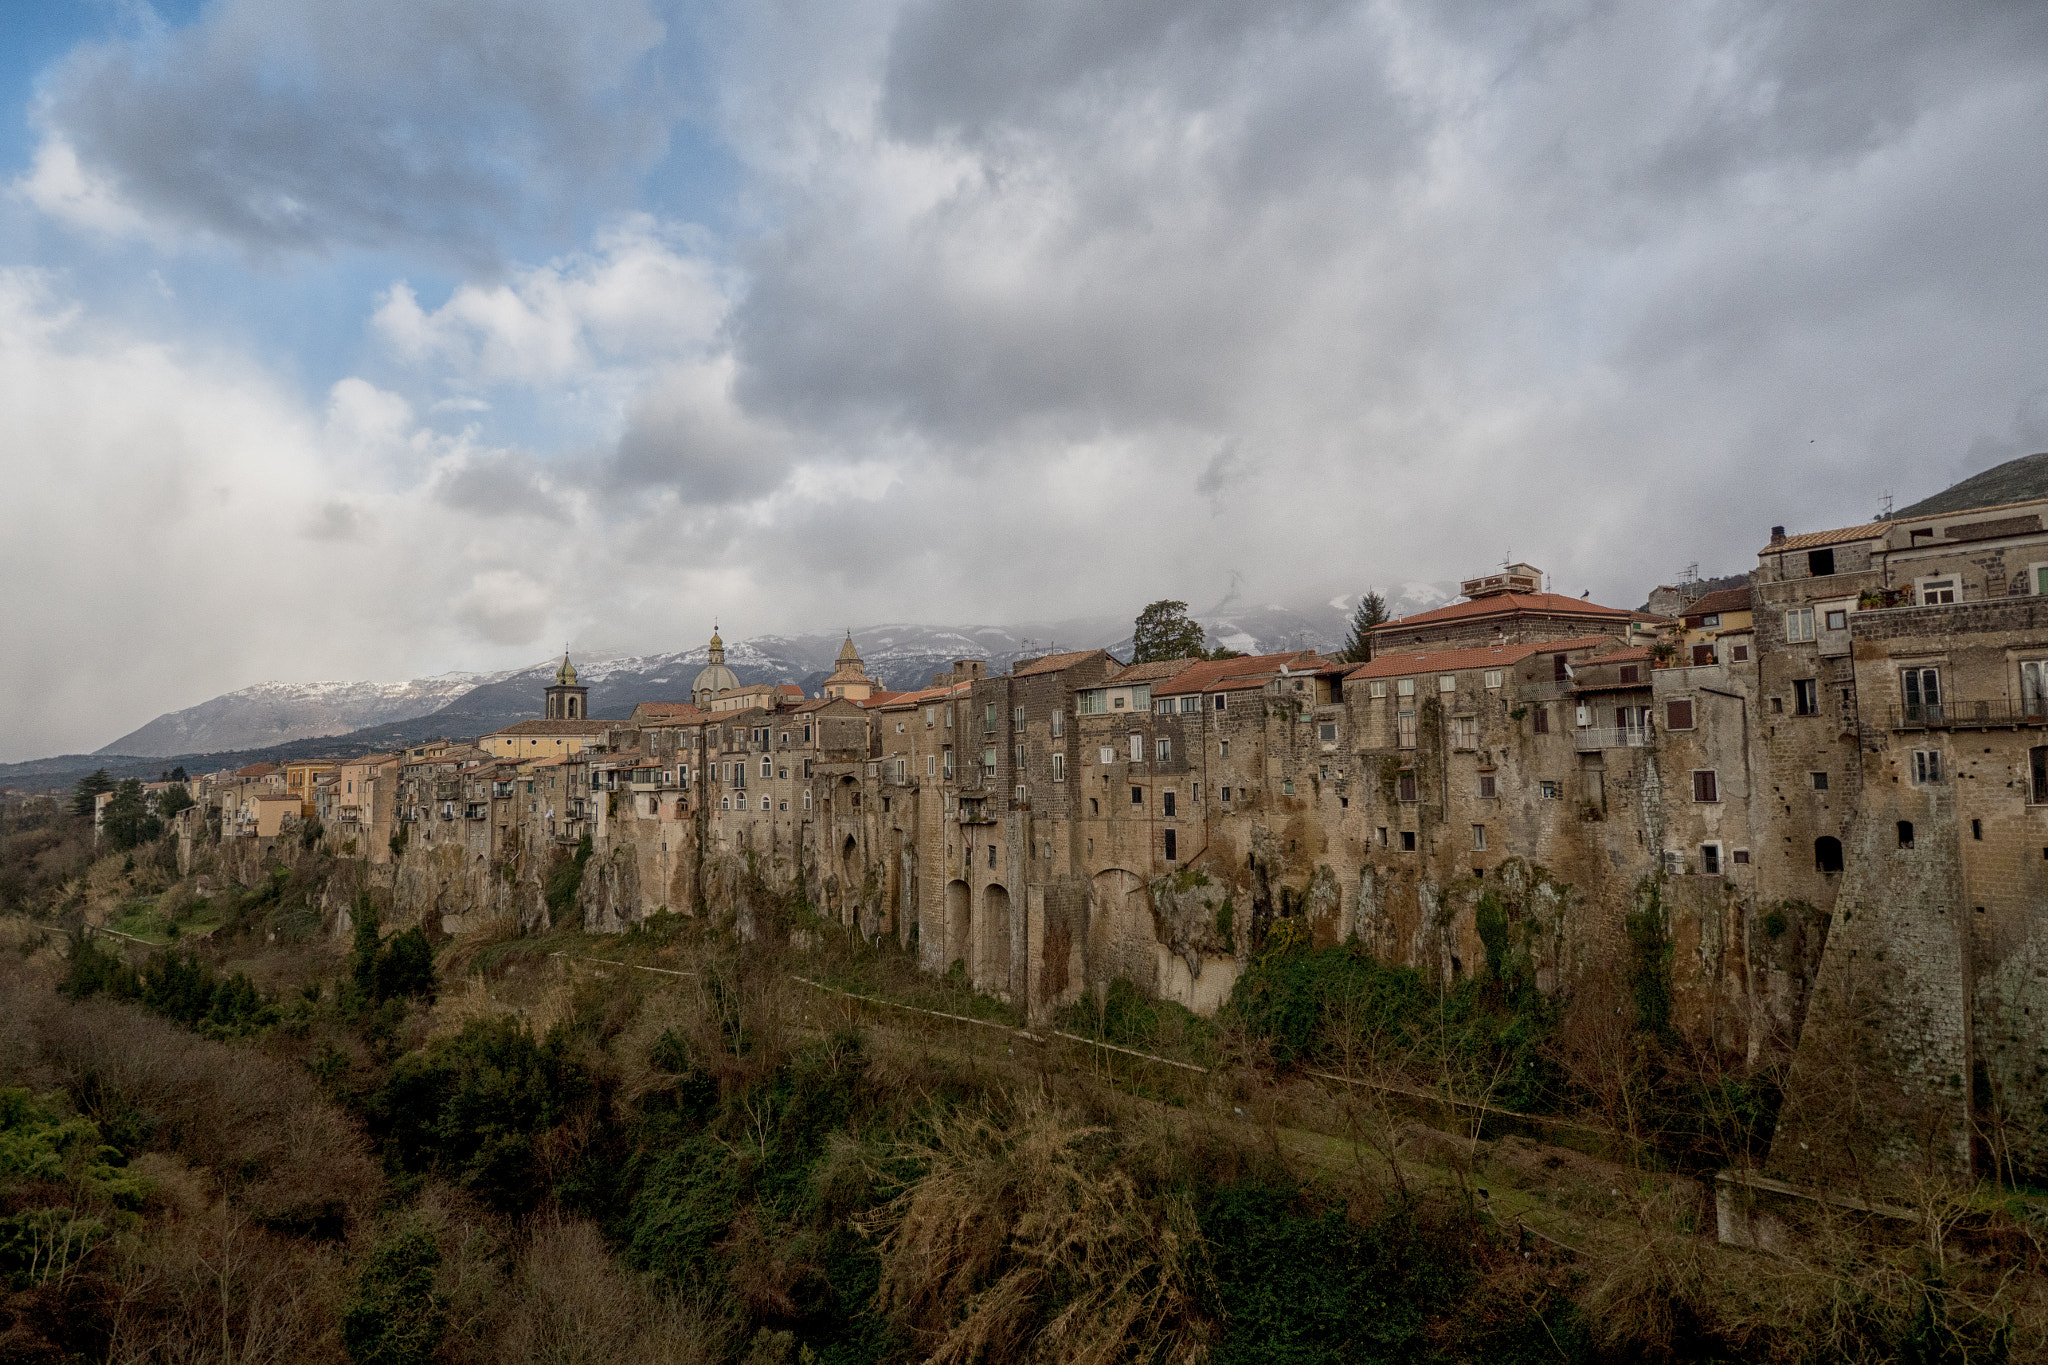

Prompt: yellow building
[{"left": 1674, "top": 586, "right": 1754, "bottom": 667}]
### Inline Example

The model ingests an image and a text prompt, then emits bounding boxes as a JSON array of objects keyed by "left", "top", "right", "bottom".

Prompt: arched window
[{"left": 1815, "top": 836, "right": 1844, "bottom": 873}]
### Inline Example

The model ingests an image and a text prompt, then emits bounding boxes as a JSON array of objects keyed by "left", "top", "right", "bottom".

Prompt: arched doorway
[
  {"left": 945, "top": 880, "right": 971, "bottom": 969},
  {"left": 977, "top": 884, "right": 1011, "bottom": 996},
  {"left": 1815, "top": 836, "right": 1844, "bottom": 874}
]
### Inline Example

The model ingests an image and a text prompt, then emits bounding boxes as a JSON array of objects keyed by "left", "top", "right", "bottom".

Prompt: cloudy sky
[{"left": 4, "top": 0, "right": 2047, "bottom": 759}]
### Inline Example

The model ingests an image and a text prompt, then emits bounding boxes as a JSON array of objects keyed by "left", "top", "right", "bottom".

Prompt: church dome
[{"left": 692, "top": 626, "right": 738, "bottom": 699}]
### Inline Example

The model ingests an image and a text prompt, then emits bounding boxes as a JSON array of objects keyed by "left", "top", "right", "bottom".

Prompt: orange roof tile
[
  {"left": 1681, "top": 586, "right": 1753, "bottom": 619},
  {"left": 1344, "top": 635, "right": 1622, "bottom": 680},
  {"left": 1013, "top": 648, "right": 1110, "bottom": 677},
  {"left": 1373, "top": 592, "right": 1631, "bottom": 632},
  {"left": 1153, "top": 650, "right": 1322, "bottom": 695},
  {"left": 1764, "top": 522, "right": 1890, "bottom": 553},
  {"left": 1108, "top": 656, "right": 1199, "bottom": 682}
]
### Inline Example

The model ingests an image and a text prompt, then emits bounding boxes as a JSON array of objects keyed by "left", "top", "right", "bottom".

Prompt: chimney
[{"left": 1770, "top": 526, "right": 1786, "bottom": 544}]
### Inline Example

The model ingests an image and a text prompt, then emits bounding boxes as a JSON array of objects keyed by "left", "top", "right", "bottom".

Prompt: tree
[
  {"left": 170, "top": 765, "right": 187, "bottom": 782},
  {"left": 100, "top": 779, "right": 162, "bottom": 850},
  {"left": 1340, "top": 590, "right": 1391, "bottom": 664},
  {"left": 71, "top": 769, "right": 114, "bottom": 820},
  {"left": 157, "top": 783, "right": 194, "bottom": 819},
  {"left": 1132, "top": 600, "right": 1206, "bottom": 663},
  {"left": 342, "top": 1222, "right": 446, "bottom": 1365}
]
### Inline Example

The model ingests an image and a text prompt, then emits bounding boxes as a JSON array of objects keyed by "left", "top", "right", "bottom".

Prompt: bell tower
[{"left": 545, "top": 650, "right": 589, "bottom": 720}]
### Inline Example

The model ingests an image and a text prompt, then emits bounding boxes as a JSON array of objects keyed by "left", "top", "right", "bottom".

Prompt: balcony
[
  {"left": 1573, "top": 726, "right": 1651, "bottom": 752},
  {"left": 1891, "top": 699, "right": 2048, "bottom": 731}
]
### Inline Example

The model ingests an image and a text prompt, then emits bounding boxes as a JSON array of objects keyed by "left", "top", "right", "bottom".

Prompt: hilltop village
[{"left": 167, "top": 455, "right": 2048, "bottom": 1197}]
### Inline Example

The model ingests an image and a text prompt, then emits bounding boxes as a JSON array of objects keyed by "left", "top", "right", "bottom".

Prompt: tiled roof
[
  {"left": 235, "top": 762, "right": 280, "bottom": 777},
  {"left": 1586, "top": 645, "right": 1654, "bottom": 664},
  {"left": 1373, "top": 592, "right": 1632, "bottom": 632},
  {"left": 855, "top": 691, "right": 906, "bottom": 708},
  {"left": 1152, "top": 650, "right": 1322, "bottom": 695},
  {"left": 488, "top": 718, "right": 612, "bottom": 736},
  {"left": 1111, "top": 657, "right": 1201, "bottom": 682},
  {"left": 632, "top": 702, "right": 709, "bottom": 723},
  {"left": 1014, "top": 648, "right": 1110, "bottom": 678},
  {"left": 1344, "top": 635, "right": 1621, "bottom": 681},
  {"left": 1765, "top": 522, "right": 1890, "bottom": 553},
  {"left": 777, "top": 683, "right": 805, "bottom": 696},
  {"left": 1680, "top": 586, "right": 1752, "bottom": 619}
]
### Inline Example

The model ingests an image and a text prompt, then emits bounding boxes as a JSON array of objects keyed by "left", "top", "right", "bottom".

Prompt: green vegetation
[
  {"left": 342, "top": 1222, "right": 447, "bottom": 1365},
  {"left": 1131, "top": 598, "right": 1207, "bottom": 663},
  {"left": 545, "top": 831, "right": 595, "bottom": 917},
  {"left": 1338, "top": 589, "right": 1391, "bottom": 664}
]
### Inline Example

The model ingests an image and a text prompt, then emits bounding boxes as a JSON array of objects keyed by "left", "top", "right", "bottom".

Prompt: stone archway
[
  {"left": 976, "top": 884, "right": 1011, "bottom": 997},
  {"left": 945, "top": 879, "right": 971, "bottom": 969}
]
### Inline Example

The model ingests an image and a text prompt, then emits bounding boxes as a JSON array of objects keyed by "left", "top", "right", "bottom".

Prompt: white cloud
[{"left": 11, "top": 136, "right": 163, "bottom": 241}]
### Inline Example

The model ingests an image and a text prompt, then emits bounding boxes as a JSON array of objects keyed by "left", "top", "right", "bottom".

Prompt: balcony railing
[
  {"left": 1892, "top": 700, "right": 2048, "bottom": 731},
  {"left": 1572, "top": 726, "right": 1652, "bottom": 751}
]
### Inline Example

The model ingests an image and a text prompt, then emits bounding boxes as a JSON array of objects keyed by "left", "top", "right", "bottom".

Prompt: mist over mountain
[{"left": 72, "top": 588, "right": 1449, "bottom": 765}]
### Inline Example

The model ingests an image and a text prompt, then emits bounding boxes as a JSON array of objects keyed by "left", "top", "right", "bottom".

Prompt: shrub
[{"left": 342, "top": 1222, "right": 446, "bottom": 1365}]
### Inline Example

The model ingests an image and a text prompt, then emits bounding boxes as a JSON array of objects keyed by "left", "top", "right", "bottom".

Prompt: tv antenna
[{"left": 1879, "top": 488, "right": 1895, "bottom": 519}]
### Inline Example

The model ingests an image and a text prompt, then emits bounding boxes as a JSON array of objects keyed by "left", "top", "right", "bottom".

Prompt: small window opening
[{"left": 1897, "top": 821, "right": 1914, "bottom": 849}]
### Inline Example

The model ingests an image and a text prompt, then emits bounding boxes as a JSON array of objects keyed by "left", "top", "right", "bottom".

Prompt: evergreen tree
[
  {"left": 100, "top": 779, "right": 162, "bottom": 849},
  {"left": 1339, "top": 590, "right": 1391, "bottom": 664},
  {"left": 1131, "top": 600, "right": 1207, "bottom": 663},
  {"left": 71, "top": 768, "right": 114, "bottom": 820}
]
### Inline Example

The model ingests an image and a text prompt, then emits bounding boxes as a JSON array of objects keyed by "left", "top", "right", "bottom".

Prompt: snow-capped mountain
[
  {"left": 96, "top": 673, "right": 506, "bottom": 757},
  {"left": 88, "top": 585, "right": 1462, "bottom": 759}
]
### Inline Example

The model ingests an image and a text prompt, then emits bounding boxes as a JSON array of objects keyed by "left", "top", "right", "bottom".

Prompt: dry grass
[{"left": 870, "top": 1089, "right": 1212, "bottom": 1365}]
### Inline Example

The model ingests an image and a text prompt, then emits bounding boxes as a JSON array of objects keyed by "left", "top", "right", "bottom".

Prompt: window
[
  {"left": 1129, "top": 734, "right": 1144, "bottom": 762},
  {"left": 804, "top": 791, "right": 812, "bottom": 810},
  {"left": 1221, "top": 787, "right": 1231, "bottom": 805},
  {"left": 1397, "top": 710, "right": 1417, "bottom": 749},
  {"left": 1700, "top": 613, "right": 1721, "bottom": 629},
  {"left": 1553, "top": 654, "right": 1570, "bottom": 681},
  {"left": 1825, "top": 609, "right": 1847, "bottom": 631},
  {"left": 1051, "top": 711, "right": 1064, "bottom": 736},
  {"left": 1283, "top": 779, "right": 1296, "bottom": 795},
  {"left": 1731, "top": 643, "right": 1750, "bottom": 662},
  {"left": 985, "top": 704, "right": 997, "bottom": 732},
  {"left": 1901, "top": 667, "right": 1941, "bottom": 720},
  {"left": 1897, "top": 821, "right": 1914, "bottom": 849},
  {"left": 927, "top": 755, "right": 936, "bottom": 776},
  {"left": 1733, "top": 848, "right": 1749, "bottom": 865},
  {"left": 1397, "top": 772, "right": 1417, "bottom": 802},
  {"left": 1811, "top": 771, "right": 1829, "bottom": 790},
  {"left": 1318, "top": 722, "right": 1338, "bottom": 742},
  {"left": 1163, "top": 790, "right": 1178, "bottom": 817},
  {"left": 943, "top": 748, "right": 954, "bottom": 779},
  {"left": 1691, "top": 644, "right": 1715, "bottom": 666},
  {"left": 1666, "top": 699, "right": 1695, "bottom": 730},
  {"left": 1692, "top": 769, "right": 1719, "bottom": 802},
  {"left": 1807, "top": 548, "right": 1836, "bottom": 577},
  {"left": 2033, "top": 746, "right": 2048, "bottom": 803},
  {"left": 1089, "top": 797, "right": 1099, "bottom": 814},
  {"left": 1078, "top": 691, "right": 1102, "bottom": 715},
  {"left": 1400, "top": 830, "right": 1417, "bottom": 851},
  {"left": 1014, "top": 706, "right": 1025, "bottom": 725},
  {"left": 1701, "top": 843, "right": 1722, "bottom": 876},
  {"left": 1015, "top": 742, "right": 1026, "bottom": 768},
  {"left": 1098, "top": 746, "right": 1114, "bottom": 765},
  {"left": 1376, "top": 827, "right": 1388, "bottom": 846},
  {"left": 925, "top": 706, "right": 935, "bottom": 727},
  {"left": 1793, "top": 679, "right": 1819, "bottom": 715},
  {"left": 1157, "top": 737, "right": 1172, "bottom": 761},
  {"left": 1157, "top": 698, "right": 1173, "bottom": 714},
  {"left": 1214, "top": 694, "right": 1228, "bottom": 710},
  {"left": 1919, "top": 578, "right": 1957, "bottom": 606},
  {"left": 1785, "top": 608, "right": 1815, "bottom": 642},
  {"left": 1540, "top": 781, "right": 1562, "bottom": 800},
  {"left": 1370, "top": 680, "right": 1387, "bottom": 698},
  {"left": 1972, "top": 818, "right": 1982, "bottom": 840},
  {"left": 1912, "top": 750, "right": 1942, "bottom": 784},
  {"left": 1439, "top": 675, "right": 1458, "bottom": 693},
  {"left": 1533, "top": 706, "right": 1550, "bottom": 734},
  {"left": 1180, "top": 696, "right": 1199, "bottom": 713},
  {"left": 894, "top": 758, "right": 906, "bottom": 782},
  {"left": 1016, "top": 784, "right": 1027, "bottom": 805},
  {"left": 760, "top": 756, "right": 772, "bottom": 777},
  {"left": 984, "top": 748, "right": 997, "bottom": 774},
  {"left": 1052, "top": 753, "right": 1065, "bottom": 781},
  {"left": 1484, "top": 670, "right": 1503, "bottom": 689},
  {"left": 989, "top": 844, "right": 997, "bottom": 869},
  {"left": 1131, "top": 786, "right": 1144, "bottom": 806},
  {"left": 896, "top": 721, "right": 906, "bottom": 734},
  {"left": 1815, "top": 836, "right": 1844, "bottom": 872},
  {"left": 1478, "top": 774, "right": 1497, "bottom": 799},
  {"left": 1619, "top": 664, "right": 1640, "bottom": 684},
  {"left": 1192, "top": 782, "right": 1200, "bottom": 801},
  {"left": 1472, "top": 824, "right": 1487, "bottom": 851},
  {"left": 1220, "top": 741, "right": 1230, "bottom": 759},
  {"left": 1164, "top": 829, "right": 1178, "bottom": 861},
  {"left": 1452, "top": 715, "right": 1477, "bottom": 749},
  {"left": 762, "top": 797, "right": 771, "bottom": 811}
]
